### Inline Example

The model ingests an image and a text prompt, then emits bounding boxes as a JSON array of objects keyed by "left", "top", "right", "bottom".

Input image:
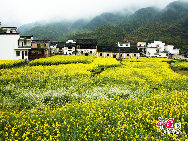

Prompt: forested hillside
[{"left": 19, "top": 1, "right": 188, "bottom": 49}]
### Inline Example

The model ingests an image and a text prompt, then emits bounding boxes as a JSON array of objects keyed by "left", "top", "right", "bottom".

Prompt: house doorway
[
  {"left": 85, "top": 53, "right": 88, "bottom": 56},
  {"left": 22, "top": 51, "right": 24, "bottom": 59},
  {"left": 113, "top": 54, "right": 116, "bottom": 58}
]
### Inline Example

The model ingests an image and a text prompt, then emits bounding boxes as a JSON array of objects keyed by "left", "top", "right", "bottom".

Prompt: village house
[
  {"left": 29, "top": 40, "right": 50, "bottom": 59},
  {"left": 76, "top": 39, "right": 97, "bottom": 56},
  {"left": 137, "top": 42, "right": 147, "bottom": 57},
  {"left": 64, "top": 40, "right": 76, "bottom": 55},
  {"left": 49, "top": 42, "right": 58, "bottom": 56},
  {"left": 97, "top": 46, "right": 140, "bottom": 59},
  {"left": 0, "top": 22, "right": 32, "bottom": 60},
  {"left": 137, "top": 41, "right": 180, "bottom": 58},
  {"left": 56, "top": 42, "right": 65, "bottom": 55},
  {"left": 147, "top": 41, "right": 167, "bottom": 57},
  {"left": 164, "top": 44, "right": 179, "bottom": 58},
  {"left": 17, "top": 35, "right": 33, "bottom": 60}
]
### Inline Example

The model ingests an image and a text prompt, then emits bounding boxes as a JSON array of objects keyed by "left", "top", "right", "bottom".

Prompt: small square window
[
  {"left": 16, "top": 51, "right": 20, "bottom": 56},
  {"left": 81, "top": 51, "right": 83, "bottom": 54},
  {"left": 134, "top": 54, "right": 136, "bottom": 57},
  {"left": 90, "top": 51, "right": 92, "bottom": 54},
  {"left": 127, "top": 54, "right": 129, "bottom": 56},
  {"left": 107, "top": 54, "right": 109, "bottom": 56}
]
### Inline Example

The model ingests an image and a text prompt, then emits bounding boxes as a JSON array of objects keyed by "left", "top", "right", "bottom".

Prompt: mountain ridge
[{"left": 18, "top": 1, "right": 188, "bottom": 49}]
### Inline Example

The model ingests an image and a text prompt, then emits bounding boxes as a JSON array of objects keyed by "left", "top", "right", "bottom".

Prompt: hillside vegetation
[{"left": 19, "top": 1, "right": 188, "bottom": 49}]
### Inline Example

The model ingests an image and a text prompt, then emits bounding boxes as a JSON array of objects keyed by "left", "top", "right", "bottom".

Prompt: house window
[
  {"left": 16, "top": 51, "right": 20, "bottom": 56},
  {"left": 120, "top": 54, "right": 123, "bottom": 57},
  {"left": 81, "top": 51, "right": 83, "bottom": 54},
  {"left": 25, "top": 51, "right": 28, "bottom": 56},
  {"left": 107, "top": 54, "right": 109, "bottom": 56},
  {"left": 134, "top": 54, "right": 136, "bottom": 57},
  {"left": 127, "top": 54, "right": 129, "bottom": 56},
  {"left": 100, "top": 53, "right": 102, "bottom": 56},
  {"left": 24, "top": 40, "right": 27, "bottom": 45},
  {"left": 113, "top": 54, "right": 116, "bottom": 58},
  {"left": 37, "top": 44, "right": 40, "bottom": 48},
  {"left": 90, "top": 51, "right": 92, "bottom": 54}
]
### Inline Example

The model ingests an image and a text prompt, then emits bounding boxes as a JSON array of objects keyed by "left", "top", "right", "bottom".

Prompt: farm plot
[{"left": 0, "top": 56, "right": 187, "bottom": 140}]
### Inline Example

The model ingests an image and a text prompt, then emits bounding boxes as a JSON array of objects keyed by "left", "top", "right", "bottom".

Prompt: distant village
[{"left": 0, "top": 23, "right": 187, "bottom": 60}]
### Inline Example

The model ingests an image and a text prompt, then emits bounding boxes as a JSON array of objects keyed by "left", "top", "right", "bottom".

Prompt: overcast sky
[{"left": 0, "top": 0, "right": 186, "bottom": 27}]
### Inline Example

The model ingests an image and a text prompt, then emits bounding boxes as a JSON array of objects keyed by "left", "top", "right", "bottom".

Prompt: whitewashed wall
[
  {"left": 0, "top": 34, "right": 20, "bottom": 60},
  {"left": 77, "top": 49, "right": 96, "bottom": 56},
  {"left": 146, "top": 48, "right": 157, "bottom": 57}
]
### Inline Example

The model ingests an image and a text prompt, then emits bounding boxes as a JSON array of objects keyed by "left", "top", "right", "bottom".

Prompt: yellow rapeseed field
[
  {"left": 0, "top": 59, "right": 25, "bottom": 69},
  {"left": 0, "top": 56, "right": 187, "bottom": 140}
]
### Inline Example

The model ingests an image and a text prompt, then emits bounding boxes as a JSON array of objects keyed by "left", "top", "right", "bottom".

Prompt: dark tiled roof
[
  {"left": 98, "top": 46, "right": 140, "bottom": 53},
  {"left": 50, "top": 42, "right": 57, "bottom": 46},
  {"left": 32, "top": 40, "right": 50, "bottom": 43},
  {"left": 57, "top": 42, "right": 65, "bottom": 48},
  {"left": 76, "top": 39, "right": 97, "bottom": 45},
  {"left": 65, "top": 43, "right": 76, "bottom": 47},
  {"left": 1, "top": 27, "right": 17, "bottom": 28},
  {"left": 20, "top": 35, "right": 33, "bottom": 39},
  {"left": 0, "top": 33, "right": 19, "bottom": 35},
  {"left": 0, "top": 27, "right": 18, "bottom": 34}
]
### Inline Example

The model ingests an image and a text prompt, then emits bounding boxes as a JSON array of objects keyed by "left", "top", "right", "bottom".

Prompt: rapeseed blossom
[
  {"left": 0, "top": 56, "right": 187, "bottom": 140},
  {"left": 0, "top": 59, "right": 25, "bottom": 69}
]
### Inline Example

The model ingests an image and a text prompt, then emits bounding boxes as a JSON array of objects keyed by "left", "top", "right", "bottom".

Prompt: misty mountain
[
  {"left": 19, "top": 1, "right": 188, "bottom": 49},
  {"left": 18, "top": 10, "right": 131, "bottom": 40},
  {"left": 66, "top": 1, "right": 188, "bottom": 49},
  {"left": 18, "top": 22, "right": 43, "bottom": 33},
  {"left": 85, "top": 12, "right": 131, "bottom": 30},
  {"left": 19, "top": 20, "right": 89, "bottom": 40}
]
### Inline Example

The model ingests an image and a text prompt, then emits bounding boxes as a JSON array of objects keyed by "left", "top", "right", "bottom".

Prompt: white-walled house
[
  {"left": 64, "top": 40, "right": 76, "bottom": 55},
  {"left": 147, "top": 41, "right": 165, "bottom": 52},
  {"left": 97, "top": 46, "right": 140, "bottom": 59},
  {"left": 137, "top": 42, "right": 146, "bottom": 47},
  {"left": 164, "top": 45, "right": 179, "bottom": 55},
  {"left": 50, "top": 42, "right": 58, "bottom": 55},
  {"left": 118, "top": 42, "right": 130, "bottom": 47},
  {"left": 0, "top": 22, "right": 33, "bottom": 60},
  {"left": 76, "top": 39, "right": 97, "bottom": 56},
  {"left": 146, "top": 41, "right": 166, "bottom": 57},
  {"left": 145, "top": 47, "right": 158, "bottom": 57},
  {"left": 137, "top": 41, "right": 180, "bottom": 58},
  {"left": 137, "top": 42, "right": 147, "bottom": 57},
  {"left": 16, "top": 36, "right": 33, "bottom": 60}
]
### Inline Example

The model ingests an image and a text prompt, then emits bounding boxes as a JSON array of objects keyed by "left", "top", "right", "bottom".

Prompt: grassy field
[{"left": 0, "top": 56, "right": 187, "bottom": 140}]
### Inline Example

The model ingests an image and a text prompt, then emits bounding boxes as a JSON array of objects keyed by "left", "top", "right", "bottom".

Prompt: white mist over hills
[{"left": 0, "top": 0, "right": 183, "bottom": 27}]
